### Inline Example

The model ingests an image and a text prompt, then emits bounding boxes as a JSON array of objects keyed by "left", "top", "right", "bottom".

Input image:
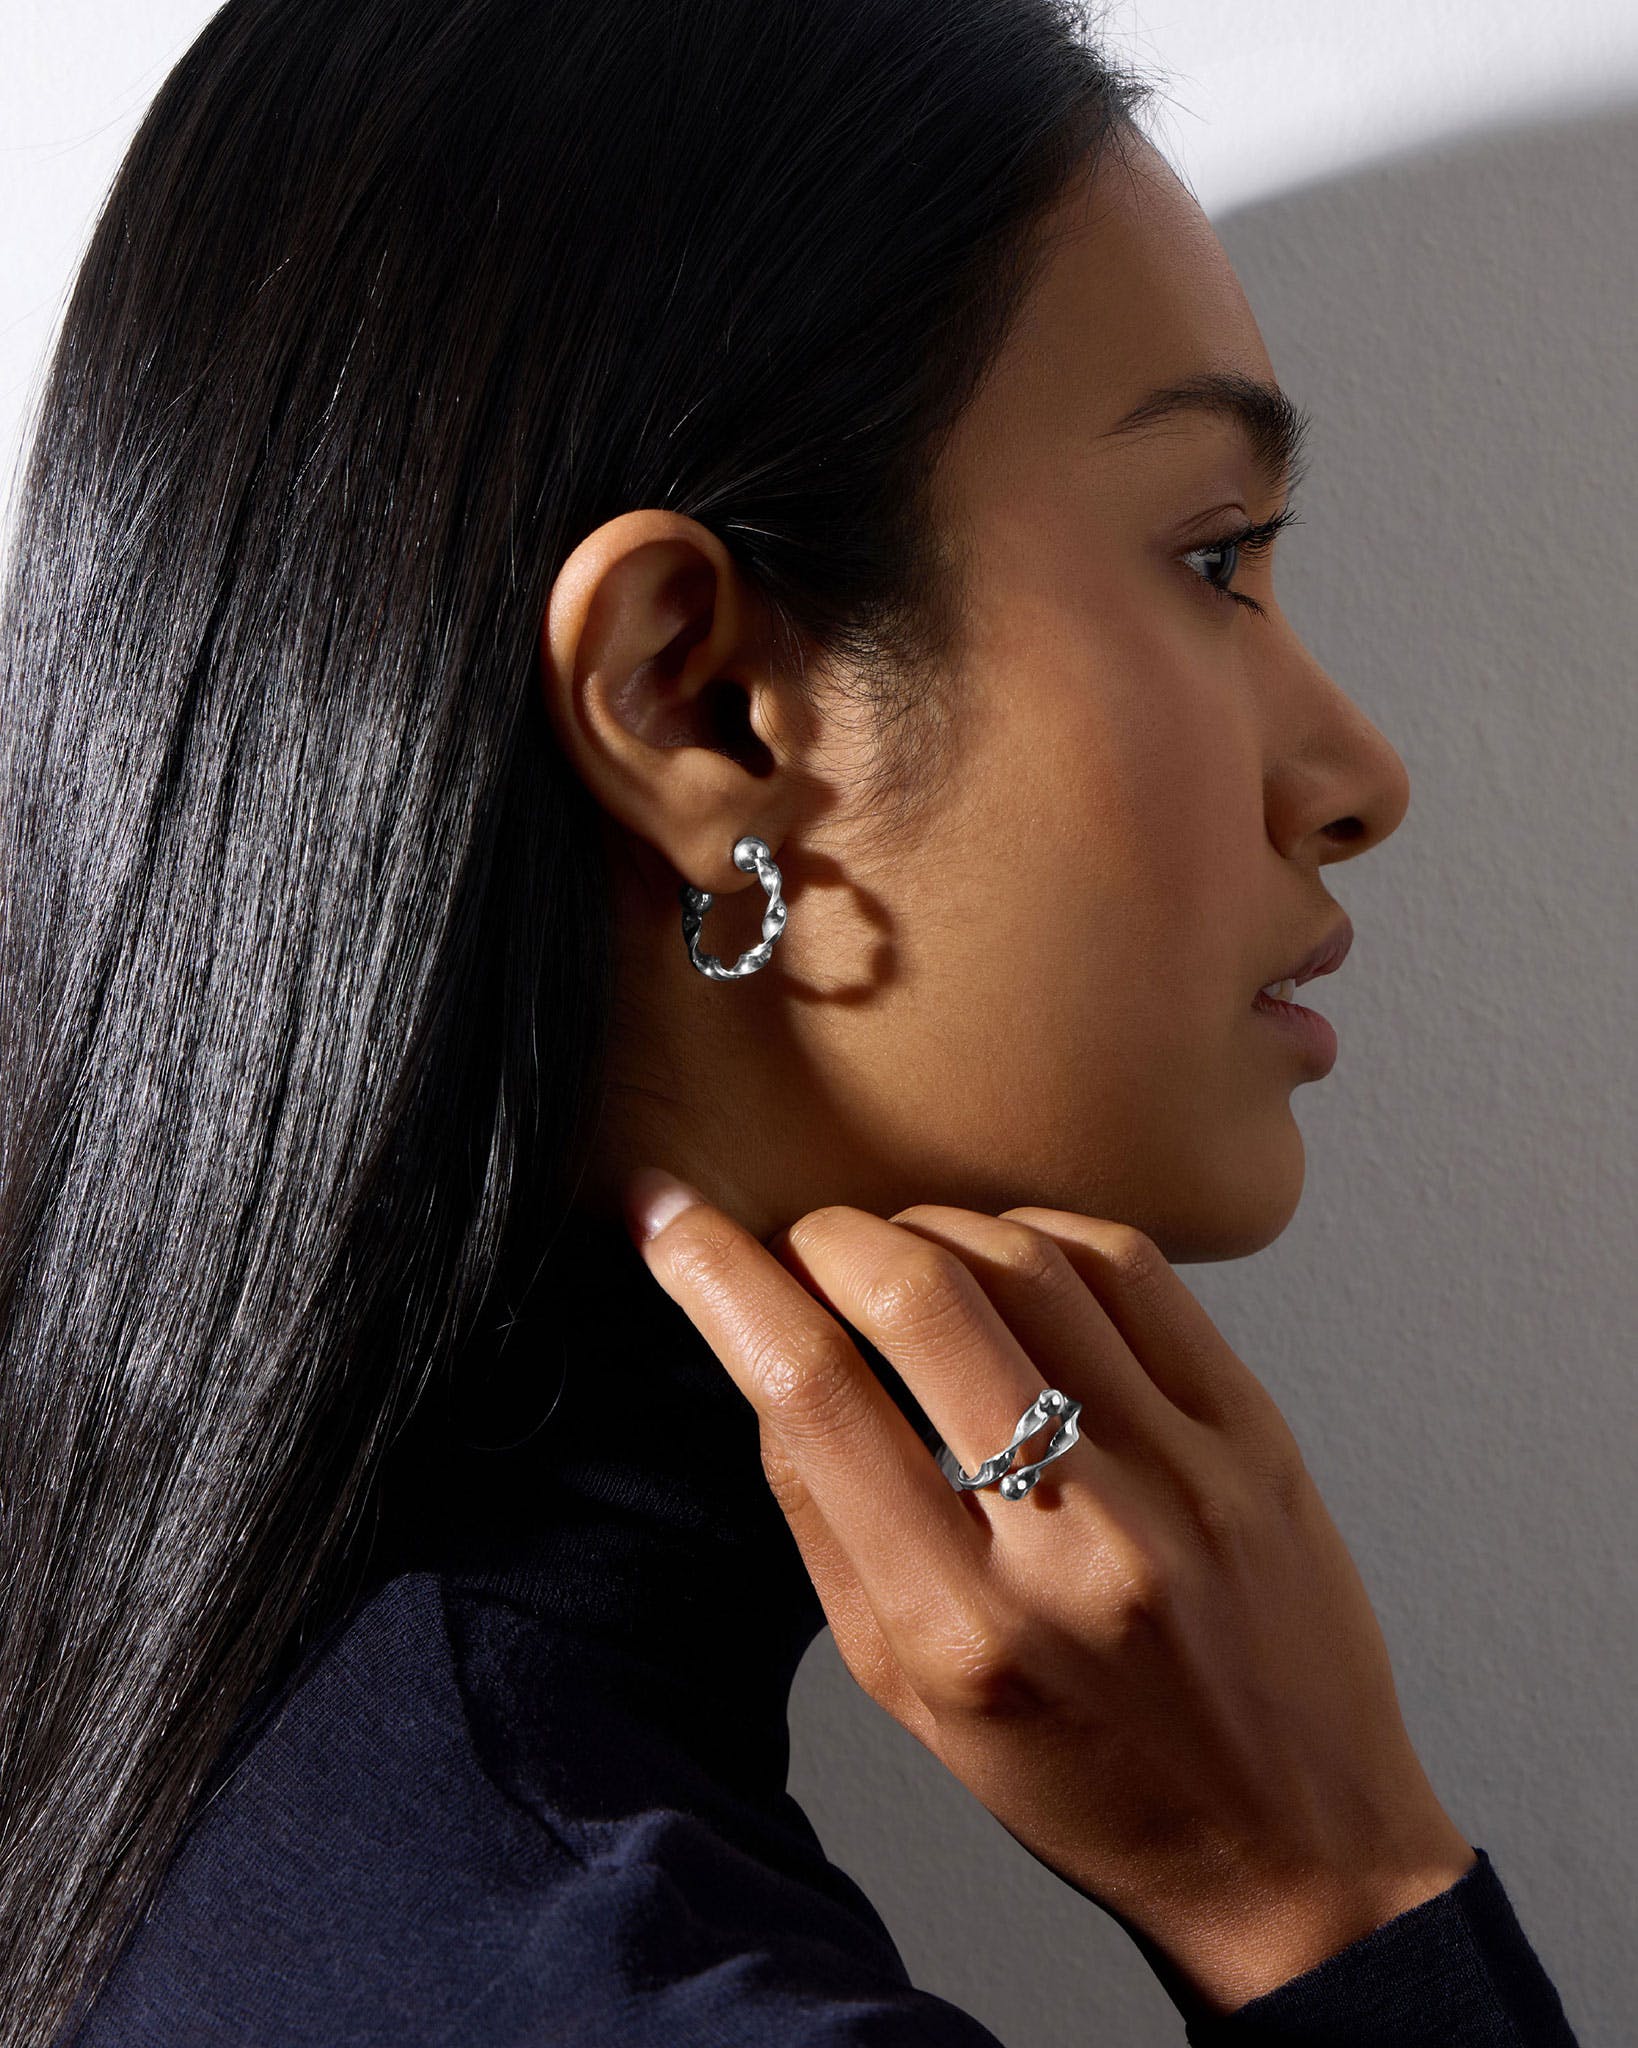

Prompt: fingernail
[{"left": 623, "top": 1166, "right": 704, "bottom": 1248}]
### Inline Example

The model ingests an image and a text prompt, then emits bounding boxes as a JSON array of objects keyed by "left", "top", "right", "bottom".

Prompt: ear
[{"left": 539, "top": 508, "right": 820, "bottom": 902}]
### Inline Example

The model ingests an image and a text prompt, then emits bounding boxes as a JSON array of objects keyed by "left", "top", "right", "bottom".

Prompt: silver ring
[
  {"left": 935, "top": 1388, "right": 1083, "bottom": 1502},
  {"left": 680, "top": 835, "right": 788, "bottom": 980}
]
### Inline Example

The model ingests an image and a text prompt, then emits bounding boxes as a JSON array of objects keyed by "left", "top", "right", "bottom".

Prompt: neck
[{"left": 371, "top": 1205, "right": 831, "bottom": 1787}]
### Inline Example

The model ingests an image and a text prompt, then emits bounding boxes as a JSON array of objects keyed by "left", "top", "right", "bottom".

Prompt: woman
[{"left": 0, "top": 0, "right": 1580, "bottom": 2042}]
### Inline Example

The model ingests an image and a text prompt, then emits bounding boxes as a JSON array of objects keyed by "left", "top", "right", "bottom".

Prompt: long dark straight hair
[{"left": 0, "top": 1, "right": 1152, "bottom": 2037}]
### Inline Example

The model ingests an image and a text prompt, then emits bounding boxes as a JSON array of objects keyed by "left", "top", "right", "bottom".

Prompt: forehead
[{"left": 945, "top": 132, "right": 1279, "bottom": 479}]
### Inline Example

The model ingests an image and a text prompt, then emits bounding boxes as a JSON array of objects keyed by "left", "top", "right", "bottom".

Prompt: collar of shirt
[{"left": 368, "top": 1204, "right": 833, "bottom": 1799}]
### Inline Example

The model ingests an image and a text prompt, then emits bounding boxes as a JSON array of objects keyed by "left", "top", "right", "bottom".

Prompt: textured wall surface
[
  {"left": 4, "top": 9, "right": 1634, "bottom": 2046},
  {"left": 788, "top": 101, "right": 1637, "bottom": 2048}
]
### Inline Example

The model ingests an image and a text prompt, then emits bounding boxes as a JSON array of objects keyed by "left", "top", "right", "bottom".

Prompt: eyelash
[{"left": 1180, "top": 503, "right": 1303, "bottom": 618}]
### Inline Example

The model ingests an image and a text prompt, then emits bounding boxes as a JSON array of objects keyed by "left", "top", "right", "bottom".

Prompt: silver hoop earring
[{"left": 680, "top": 835, "right": 788, "bottom": 980}]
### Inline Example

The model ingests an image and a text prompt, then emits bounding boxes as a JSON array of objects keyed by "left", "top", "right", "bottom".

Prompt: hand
[{"left": 622, "top": 1172, "right": 1477, "bottom": 2017}]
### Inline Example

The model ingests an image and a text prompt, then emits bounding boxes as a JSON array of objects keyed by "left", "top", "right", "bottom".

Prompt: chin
[{"left": 1150, "top": 1119, "right": 1308, "bottom": 1266}]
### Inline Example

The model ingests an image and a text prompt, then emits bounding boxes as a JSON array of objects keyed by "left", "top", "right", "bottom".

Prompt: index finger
[{"left": 623, "top": 1174, "right": 991, "bottom": 1635}]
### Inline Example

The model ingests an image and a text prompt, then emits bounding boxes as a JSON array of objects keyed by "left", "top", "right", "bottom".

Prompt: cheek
[
  {"left": 923, "top": 654, "right": 1257, "bottom": 1072},
  {"left": 1029, "top": 651, "right": 1257, "bottom": 965},
  {"left": 831, "top": 637, "right": 1291, "bottom": 1223}
]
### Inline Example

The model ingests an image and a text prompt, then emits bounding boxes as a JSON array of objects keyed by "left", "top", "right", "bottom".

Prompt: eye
[{"left": 1179, "top": 503, "right": 1302, "bottom": 618}]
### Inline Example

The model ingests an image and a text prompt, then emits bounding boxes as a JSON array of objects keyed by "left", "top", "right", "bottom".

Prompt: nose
[{"left": 1264, "top": 648, "right": 1411, "bottom": 866}]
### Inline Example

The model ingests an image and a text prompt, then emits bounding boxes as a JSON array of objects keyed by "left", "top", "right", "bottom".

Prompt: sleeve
[{"left": 1177, "top": 1845, "right": 1580, "bottom": 2046}]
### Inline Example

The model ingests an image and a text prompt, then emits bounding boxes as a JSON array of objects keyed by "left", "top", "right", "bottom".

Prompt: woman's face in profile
[
  {"left": 841, "top": 131, "right": 1413, "bottom": 1260},
  {"left": 556, "top": 133, "right": 1411, "bottom": 1261}
]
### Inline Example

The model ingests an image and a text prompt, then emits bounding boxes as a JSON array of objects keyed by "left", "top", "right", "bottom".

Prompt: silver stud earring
[{"left": 680, "top": 835, "right": 788, "bottom": 980}]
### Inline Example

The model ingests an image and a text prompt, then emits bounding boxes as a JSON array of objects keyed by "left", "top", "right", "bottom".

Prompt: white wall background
[{"left": 4, "top": 6, "right": 1634, "bottom": 2045}]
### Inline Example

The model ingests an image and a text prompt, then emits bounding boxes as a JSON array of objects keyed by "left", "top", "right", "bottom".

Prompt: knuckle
[
  {"left": 1097, "top": 1537, "right": 1180, "bottom": 1640},
  {"left": 755, "top": 1428, "right": 807, "bottom": 1517},
  {"left": 1176, "top": 1430, "right": 1311, "bottom": 1553},
  {"left": 743, "top": 1318, "right": 860, "bottom": 1444},
  {"left": 660, "top": 1216, "right": 743, "bottom": 1296},
  {"left": 908, "top": 1603, "right": 1043, "bottom": 1722},
  {"left": 783, "top": 1204, "right": 863, "bottom": 1258},
  {"left": 988, "top": 1220, "right": 1075, "bottom": 1295},
  {"left": 1215, "top": 1388, "right": 1308, "bottom": 1502},
  {"left": 1097, "top": 1222, "right": 1169, "bottom": 1293},
  {"left": 1253, "top": 1423, "right": 1312, "bottom": 1515},
  {"left": 860, "top": 1245, "right": 971, "bottom": 1343},
  {"left": 1177, "top": 1480, "right": 1252, "bottom": 1559}
]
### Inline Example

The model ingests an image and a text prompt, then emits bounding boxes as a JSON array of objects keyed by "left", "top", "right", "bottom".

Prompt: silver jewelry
[
  {"left": 680, "top": 834, "right": 788, "bottom": 980},
  {"left": 936, "top": 1388, "right": 1084, "bottom": 1502}
]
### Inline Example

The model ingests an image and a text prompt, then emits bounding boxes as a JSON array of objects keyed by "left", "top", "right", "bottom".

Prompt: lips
[{"left": 1259, "top": 913, "right": 1354, "bottom": 998}]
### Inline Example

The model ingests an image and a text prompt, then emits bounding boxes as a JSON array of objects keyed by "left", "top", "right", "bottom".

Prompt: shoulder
[
  {"left": 75, "top": 1572, "right": 562, "bottom": 2045},
  {"left": 71, "top": 1573, "right": 1002, "bottom": 2048}
]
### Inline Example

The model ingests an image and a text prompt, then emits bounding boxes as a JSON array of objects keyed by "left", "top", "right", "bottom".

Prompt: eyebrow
[{"left": 1097, "top": 370, "right": 1313, "bottom": 496}]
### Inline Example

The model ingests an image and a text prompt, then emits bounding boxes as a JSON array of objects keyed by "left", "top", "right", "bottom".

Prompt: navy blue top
[{"left": 70, "top": 1208, "right": 1580, "bottom": 2045}]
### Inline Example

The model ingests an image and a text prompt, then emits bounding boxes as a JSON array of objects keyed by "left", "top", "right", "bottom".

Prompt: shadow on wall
[{"left": 787, "top": 99, "right": 1638, "bottom": 2048}]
